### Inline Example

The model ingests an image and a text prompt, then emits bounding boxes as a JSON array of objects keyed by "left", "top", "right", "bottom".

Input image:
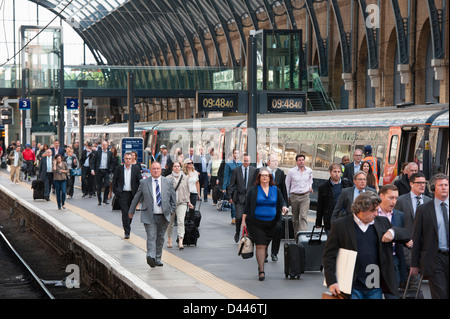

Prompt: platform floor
[{"left": 0, "top": 170, "right": 430, "bottom": 300}]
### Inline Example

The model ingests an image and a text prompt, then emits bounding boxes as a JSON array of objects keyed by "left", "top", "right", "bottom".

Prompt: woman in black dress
[{"left": 241, "top": 168, "right": 288, "bottom": 281}]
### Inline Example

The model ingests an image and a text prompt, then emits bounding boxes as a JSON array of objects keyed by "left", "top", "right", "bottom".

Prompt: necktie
[
  {"left": 244, "top": 167, "right": 247, "bottom": 189},
  {"left": 415, "top": 196, "right": 421, "bottom": 207},
  {"left": 155, "top": 179, "right": 162, "bottom": 207},
  {"left": 441, "top": 202, "right": 449, "bottom": 247}
]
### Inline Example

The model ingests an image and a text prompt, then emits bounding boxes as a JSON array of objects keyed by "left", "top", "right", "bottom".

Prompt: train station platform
[{"left": 0, "top": 169, "right": 431, "bottom": 302}]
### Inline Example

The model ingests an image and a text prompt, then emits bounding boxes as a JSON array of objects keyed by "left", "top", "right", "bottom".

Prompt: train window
[
  {"left": 334, "top": 144, "right": 352, "bottom": 163},
  {"left": 300, "top": 143, "right": 315, "bottom": 167},
  {"left": 315, "top": 144, "right": 332, "bottom": 168},
  {"left": 388, "top": 135, "right": 399, "bottom": 165}
]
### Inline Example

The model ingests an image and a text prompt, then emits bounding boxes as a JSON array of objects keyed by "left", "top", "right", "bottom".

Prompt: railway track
[{"left": 0, "top": 230, "right": 55, "bottom": 299}]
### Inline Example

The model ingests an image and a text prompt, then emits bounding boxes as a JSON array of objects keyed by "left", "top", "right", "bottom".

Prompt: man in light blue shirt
[{"left": 222, "top": 149, "right": 241, "bottom": 224}]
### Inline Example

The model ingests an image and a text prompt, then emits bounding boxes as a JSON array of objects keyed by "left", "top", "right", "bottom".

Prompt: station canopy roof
[{"left": 30, "top": 0, "right": 294, "bottom": 66}]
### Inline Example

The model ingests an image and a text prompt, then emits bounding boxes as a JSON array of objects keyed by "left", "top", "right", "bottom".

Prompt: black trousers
[
  {"left": 117, "top": 191, "right": 133, "bottom": 236},
  {"left": 428, "top": 252, "right": 449, "bottom": 299},
  {"left": 81, "top": 166, "right": 95, "bottom": 195},
  {"left": 96, "top": 169, "right": 110, "bottom": 202}
]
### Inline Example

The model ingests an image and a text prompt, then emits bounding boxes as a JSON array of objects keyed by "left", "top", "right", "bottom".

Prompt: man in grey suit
[
  {"left": 228, "top": 153, "right": 257, "bottom": 242},
  {"left": 394, "top": 172, "right": 431, "bottom": 298},
  {"left": 411, "top": 173, "right": 449, "bottom": 299},
  {"left": 129, "top": 161, "right": 176, "bottom": 268},
  {"left": 331, "top": 171, "right": 376, "bottom": 224}
]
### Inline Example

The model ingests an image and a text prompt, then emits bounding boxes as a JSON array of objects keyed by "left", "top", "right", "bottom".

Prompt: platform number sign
[
  {"left": 19, "top": 98, "right": 31, "bottom": 110},
  {"left": 66, "top": 98, "right": 79, "bottom": 110}
]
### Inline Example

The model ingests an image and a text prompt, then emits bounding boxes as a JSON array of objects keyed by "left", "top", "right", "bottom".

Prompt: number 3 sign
[{"left": 19, "top": 98, "right": 31, "bottom": 110}]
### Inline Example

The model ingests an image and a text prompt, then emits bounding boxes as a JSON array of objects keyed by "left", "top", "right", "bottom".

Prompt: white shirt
[
  {"left": 152, "top": 177, "right": 163, "bottom": 215},
  {"left": 47, "top": 156, "right": 53, "bottom": 172},
  {"left": 84, "top": 150, "right": 91, "bottom": 167},
  {"left": 285, "top": 166, "right": 313, "bottom": 195},
  {"left": 99, "top": 150, "right": 108, "bottom": 169},
  {"left": 353, "top": 214, "right": 375, "bottom": 233},
  {"left": 13, "top": 151, "right": 19, "bottom": 167},
  {"left": 123, "top": 165, "right": 132, "bottom": 191}
]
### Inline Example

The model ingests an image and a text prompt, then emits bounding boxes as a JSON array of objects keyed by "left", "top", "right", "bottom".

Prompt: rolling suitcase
[
  {"left": 296, "top": 226, "right": 327, "bottom": 272},
  {"left": 281, "top": 214, "right": 295, "bottom": 240},
  {"left": 181, "top": 219, "right": 200, "bottom": 246},
  {"left": 283, "top": 215, "right": 306, "bottom": 279},
  {"left": 31, "top": 179, "right": 45, "bottom": 200},
  {"left": 191, "top": 201, "right": 202, "bottom": 228}
]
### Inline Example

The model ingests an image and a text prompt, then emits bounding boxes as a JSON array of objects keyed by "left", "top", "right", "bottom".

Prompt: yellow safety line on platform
[{"left": 4, "top": 173, "right": 257, "bottom": 299}]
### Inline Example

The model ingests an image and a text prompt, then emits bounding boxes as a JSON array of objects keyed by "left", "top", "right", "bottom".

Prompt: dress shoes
[
  {"left": 146, "top": 256, "right": 156, "bottom": 268},
  {"left": 271, "top": 254, "right": 278, "bottom": 262},
  {"left": 124, "top": 234, "right": 130, "bottom": 239},
  {"left": 103, "top": 200, "right": 110, "bottom": 205},
  {"left": 155, "top": 260, "right": 163, "bottom": 267}
]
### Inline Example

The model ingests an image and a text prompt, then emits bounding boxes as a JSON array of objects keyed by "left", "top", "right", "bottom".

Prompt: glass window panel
[
  {"left": 334, "top": 144, "right": 352, "bottom": 163},
  {"left": 315, "top": 144, "right": 332, "bottom": 168},
  {"left": 389, "top": 135, "right": 399, "bottom": 165},
  {"left": 300, "top": 143, "right": 315, "bottom": 167},
  {"left": 283, "top": 142, "right": 299, "bottom": 167}
]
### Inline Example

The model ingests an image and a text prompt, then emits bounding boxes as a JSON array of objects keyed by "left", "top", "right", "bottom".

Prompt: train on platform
[{"left": 71, "top": 104, "right": 449, "bottom": 206}]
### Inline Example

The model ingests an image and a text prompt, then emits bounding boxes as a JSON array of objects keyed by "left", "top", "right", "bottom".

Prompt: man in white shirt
[
  {"left": 112, "top": 152, "right": 142, "bottom": 239},
  {"left": 285, "top": 154, "right": 313, "bottom": 234}
]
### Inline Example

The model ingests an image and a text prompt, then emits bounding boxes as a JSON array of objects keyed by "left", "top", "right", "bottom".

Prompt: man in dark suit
[
  {"left": 377, "top": 184, "right": 410, "bottom": 299},
  {"left": 342, "top": 148, "right": 363, "bottom": 187},
  {"left": 228, "top": 153, "right": 257, "bottom": 243},
  {"left": 195, "top": 147, "right": 210, "bottom": 202},
  {"left": 323, "top": 192, "right": 411, "bottom": 299},
  {"left": 394, "top": 162, "right": 418, "bottom": 196},
  {"left": 411, "top": 173, "right": 449, "bottom": 299},
  {"left": 394, "top": 172, "right": 431, "bottom": 298},
  {"left": 316, "top": 163, "right": 352, "bottom": 235},
  {"left": 80, "top": 142, "right": 95, "bottom": 197},
  {"left": 331, "top": 171, "right": 376, "bottom": 224},
  {"left": 113, "top": 152, "right": 142, "bottom": 239},
  {"left": 91, "top": 140, "right": 114, "bottom": 205},
  {"left": 38, "top": 149, "right": 53, "bottom": 201},
  {"left": 50, "top": 139, "right": 66, "bottom": 157},
  {"left": 264, "top": 153, "right": 288, "bottom": 261},
  {"left": 155, "top": 145, "right": 172, "bottom": 176}
]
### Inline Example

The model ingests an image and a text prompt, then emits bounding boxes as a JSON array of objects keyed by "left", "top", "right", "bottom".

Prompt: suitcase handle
[
  {"left": 308, "top": 226, "right": 325, "bottom": 245},
  {"left": 402, "top": 273, "right": 423, "bottom": 299},
  {"left": 284, "top": 214, "right": 293, "bottom": 243}
]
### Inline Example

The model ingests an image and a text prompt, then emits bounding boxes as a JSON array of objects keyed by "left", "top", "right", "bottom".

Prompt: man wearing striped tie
[
  {"left": 395, "top": 171, "right": 431, "bottom": 298},
  {"left": 129, "top": 161, "right": 176, "bottom": 268}
]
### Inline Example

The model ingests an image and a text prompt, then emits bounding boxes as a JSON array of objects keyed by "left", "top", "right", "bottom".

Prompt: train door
[
  {"left": 435, "top": 127, "right": 449, "bottom": 175},
  {"left": 383, "top": 127, "right": 402, "bottom": 184},
  {"left": 398, "top": 127, "right": 418, "bottom": 166}
]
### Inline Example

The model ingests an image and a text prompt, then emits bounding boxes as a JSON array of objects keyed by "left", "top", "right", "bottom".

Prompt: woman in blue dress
[{"left": 242, "top": 168, "right": 289, "bottom": 281}]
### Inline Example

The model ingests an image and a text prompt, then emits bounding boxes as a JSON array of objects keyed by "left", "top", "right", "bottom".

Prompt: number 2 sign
[{"left": 66, "top": 98, "right": 79, "bottom": 110}]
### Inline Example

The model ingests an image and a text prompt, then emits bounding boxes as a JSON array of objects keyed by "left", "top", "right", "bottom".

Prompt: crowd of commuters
[{"left": 1, "top": 140, "right": 447, "bottom": 299}]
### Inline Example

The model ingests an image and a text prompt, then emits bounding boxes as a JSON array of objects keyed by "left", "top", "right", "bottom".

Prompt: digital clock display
[
  {"left": 197, "top": 93, "right": 238, "bottom": 112},
  {"left": 267, "top": 93, "right": 307, "bottom": 113}
]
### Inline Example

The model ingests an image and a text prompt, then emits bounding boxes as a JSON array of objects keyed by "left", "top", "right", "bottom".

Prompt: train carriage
[{"left": 72, "top": 104, "right": 448, "bottom": 208}]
